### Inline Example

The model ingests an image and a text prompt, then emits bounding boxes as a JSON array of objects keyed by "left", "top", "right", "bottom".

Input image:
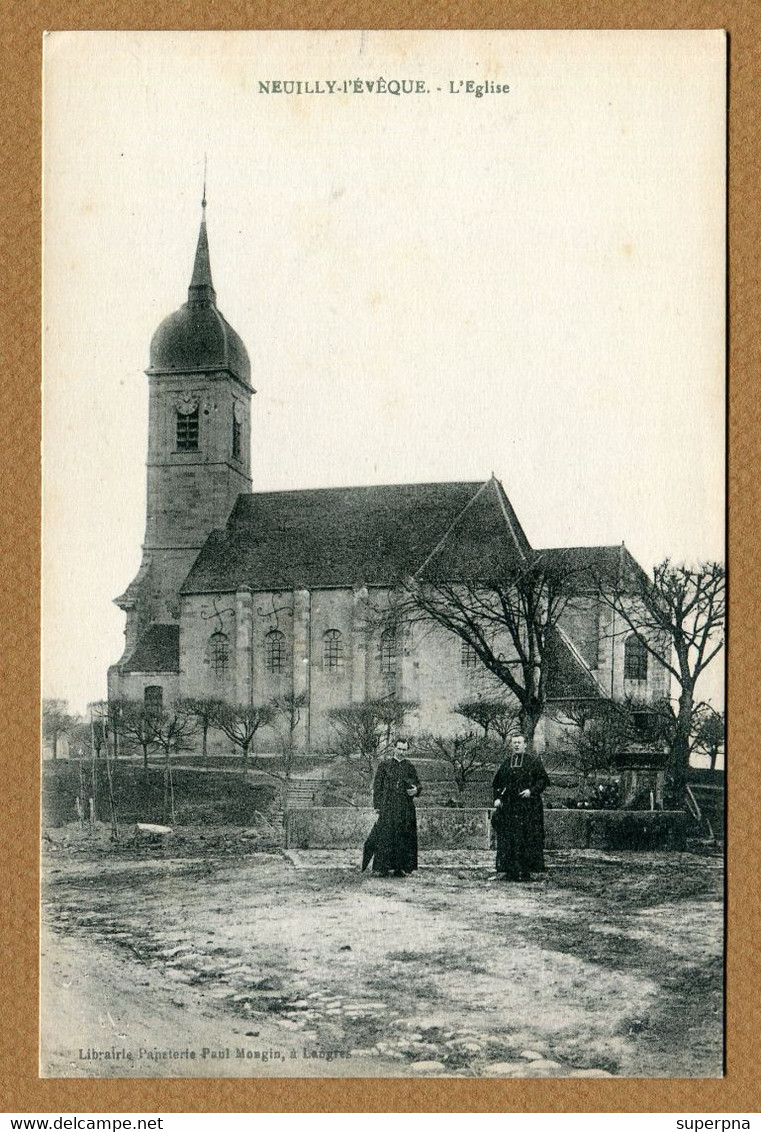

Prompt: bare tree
[
  {"left": 454, "top": 699, "right": 522, "bottom": 743},
  {"left": 70, "top": 718, "right": 104, "bottom": 761},
  {"left": 556, "top": 700, "right": 634, "bottom": 786},
  {"left": 212, "top": 702, "right": 276, "bottom": 771},
  {"left": 146, "top": 706, "right": 199, "bottom": 823},
  {"left": 42, "top": 699, "right": 78, "bottom": 760},
  {"left": 397, "top": 552, "right": 580, "bottom": 751},
  {"left": 417, "top": 732, "right": 502, "bottom": 800},
  {"left": 112, "top": 699, "right": 155, "bottom": 774},
  {"left": 691, "top": 704, "right": 725, "bottom": 771},
  {"left": 328, "top": 698, "right": 416, "bottom": 801},
  {"left": 87, "top": 699, "right": 122, "bottom": 758},
  {"left": 265, "top": 691, "right": 308, "bottom": 845},
  {"left": 642, "top": 697, "right": 725, "bottom": 772},
  {"left": 85, "top": 701, "right": 121, "bottom": 838},
  {"left": 179, "top": 696, "right": 225, "bottom": 763},
  {"left": 596, "top": 559, "right": 725, "bottom": 804}
]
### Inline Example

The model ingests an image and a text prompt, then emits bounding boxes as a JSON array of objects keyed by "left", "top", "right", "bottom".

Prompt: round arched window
[
  {"left": 265, "top": 629, "right": 287, "bottom": 674},
  {"left": 624, "top": 634, "right": 648, "bottom": 681},
  {"left": 323, "top": 629, "right": 344, "bottom": 671}
]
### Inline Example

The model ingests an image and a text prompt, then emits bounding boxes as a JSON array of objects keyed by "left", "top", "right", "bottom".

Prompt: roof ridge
[
  {"left": 236, "top": 480, "right": 486, "bottom": 499},
  {"left": 183, "top": 479, "right": 536, "bottom": 595},
  {"left": 490, "top": 477, "right": 529, "bottom": 562},
  {"left": 537, "top": 544, "right": 623, "bottom": 553},
  {"left": 413, "top": 480, "right": 493, "bottom": 579},
  {"left": 554, "top": 623, "right": 607, "bottom": 697}
]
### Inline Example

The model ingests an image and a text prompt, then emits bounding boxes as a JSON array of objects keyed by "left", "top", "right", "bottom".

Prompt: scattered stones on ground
[
  {"left": 481, "top": 1062, "right": 530, "bottom": 1077},
  {"left": 409, "top": 1061, "right": 447, "bottom": 1074},
  {"left": 521, "top": 1062, "right": 567, "bottom": 1077},
  {"left": 568, "top": 1068, "right": 613, "bottom": 1078},
  {"left": 450, "top": 1039, "right": 483, "bottom": 1054}
]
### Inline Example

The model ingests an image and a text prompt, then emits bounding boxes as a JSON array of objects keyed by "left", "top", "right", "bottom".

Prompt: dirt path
[{"left": 40, "top": 848, "right": 723, "bottom": 1079}]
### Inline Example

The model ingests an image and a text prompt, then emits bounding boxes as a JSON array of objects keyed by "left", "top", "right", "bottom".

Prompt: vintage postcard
[{"left": 41, "top": 30, "right": 726, "bottom": 1080}]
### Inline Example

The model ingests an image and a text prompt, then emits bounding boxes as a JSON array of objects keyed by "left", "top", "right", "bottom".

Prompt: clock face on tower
[{"left": 175, "top": 392, "right": 201, "bottom": 416}]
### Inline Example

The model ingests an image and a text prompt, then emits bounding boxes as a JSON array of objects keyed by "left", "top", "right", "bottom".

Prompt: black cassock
[
  {"left": 492, "top": 752, "right": 550, "bottom": 878},
  {"left": 364, "top": 757, "right": 422, "bottom": 874}
]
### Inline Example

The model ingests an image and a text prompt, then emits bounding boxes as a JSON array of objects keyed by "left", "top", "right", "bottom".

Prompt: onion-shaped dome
[{"left": 147, "top": 208, "right": 252, "bottom": 388}]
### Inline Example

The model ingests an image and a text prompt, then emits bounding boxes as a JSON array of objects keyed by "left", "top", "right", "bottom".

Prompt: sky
[{"left": 42, "top": 31, "right": 726, "bottom": 714}]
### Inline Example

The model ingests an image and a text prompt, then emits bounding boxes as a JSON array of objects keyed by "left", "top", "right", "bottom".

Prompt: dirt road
[{"left": 40, "top": 844, "right": 723, "bottom": 1079}]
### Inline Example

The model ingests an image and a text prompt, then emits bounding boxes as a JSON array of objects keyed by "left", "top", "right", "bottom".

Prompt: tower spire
[{"left": 188, "top": 161, "right": 216, "bottom": 308}]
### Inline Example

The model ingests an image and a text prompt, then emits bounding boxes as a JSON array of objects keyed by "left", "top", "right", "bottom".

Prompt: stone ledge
[{"left": 286, "top": 807, "right": 687, "bottom": 851}]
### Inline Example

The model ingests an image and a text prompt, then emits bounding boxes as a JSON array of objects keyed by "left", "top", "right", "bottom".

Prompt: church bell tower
[{"left": 113, "top": 195, "right": 254, "bottom": 655}]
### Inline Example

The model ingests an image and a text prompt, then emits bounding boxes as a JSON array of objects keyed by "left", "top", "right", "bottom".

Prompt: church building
[{"left": 108, "top": 205, "right": 669, "bottom": 754}]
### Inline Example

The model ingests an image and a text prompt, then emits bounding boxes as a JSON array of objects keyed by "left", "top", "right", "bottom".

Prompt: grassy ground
[{"left": 40, "top": 830, "right": 723, "bottom": 1079}]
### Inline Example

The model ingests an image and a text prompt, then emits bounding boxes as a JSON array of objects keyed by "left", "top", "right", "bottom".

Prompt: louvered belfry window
[{"left": 176, "top": 407, "right": 199, "bottom": 451}]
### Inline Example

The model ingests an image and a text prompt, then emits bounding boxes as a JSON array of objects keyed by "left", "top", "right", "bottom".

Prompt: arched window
[
  {"left": 144, "top": 685, "right": 163, "bottom": 715},
  {"left": 209, "top": 632, "right": 230, "bottom": 677},
  {"left": 323, "top": 629, "right": 344, "bottom": 671},
  {"left": 265, "top": 630, "right": 287, "bottom": 674},
  {"left": 624, "top": 635, "right": 648, "bottom": 681},
  {"left": 176, "top": 407, "right": 199, "bottom": 451},
  {"left": 380, "top": 629, "right": 397, "bottom": 678},
  {"left": 461, "top": 640, "right": 479, "bottom": 669}
]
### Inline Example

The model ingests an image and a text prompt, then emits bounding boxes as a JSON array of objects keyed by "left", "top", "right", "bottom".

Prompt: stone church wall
[
  {"left": 175, "top": 584, "right": 669, "bottom": 758},
  {"left": 403, "top": 620, "right": 510, "bottom": 738},
  {"left": 302, "top": 588, "right": 355, "bottom": 749},
  {"left": 180, "top": 592, "right": 239, "bottom": 701},
  {"left": 145, "top": 374, "right": 251, "bottom": 553},
  {"left": 107, "top": 668, "right": 179, "bottom": 708}
]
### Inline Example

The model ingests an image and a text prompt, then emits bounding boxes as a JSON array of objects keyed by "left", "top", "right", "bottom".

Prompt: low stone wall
[
  {"left": 286, "top": 806, "right": 688, "bottom": 851},
  {"left": 286, "top": 807, "right": 490, "bottom": 850}
]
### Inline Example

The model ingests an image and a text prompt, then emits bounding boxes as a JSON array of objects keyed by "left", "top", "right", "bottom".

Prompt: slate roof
[
  {"left": 545, "top": 626, "right": 606, "bottom": 700},
  {"left": 175, "top": 477, "right": 644, "bottom": 702},
  {"left": 122, "top": 624, "right": 180, "bottom": 673},
  {"left": 536, "top": 545, "right": 647, "bottom": 593},
  {"left": 149, "top": 303, "right": 251, "bottom": 387},
  {"left": 180, "top": 478, "right": 532, "bottom": 595},
  {"left": 147, "top": 210, "right": 252, "bottom": 388}
]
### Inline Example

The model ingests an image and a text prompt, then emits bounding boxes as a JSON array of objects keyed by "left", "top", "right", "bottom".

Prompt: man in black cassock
[
  {"left": 363, "top": 740, "right": 422, "bottom": 876},
  {"left": 492, "top": 734, "right": 550, "bottom": 881}
]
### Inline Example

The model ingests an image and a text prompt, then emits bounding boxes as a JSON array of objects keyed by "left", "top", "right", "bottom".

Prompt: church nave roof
[{"left": 180, "top": 478, "right": 532, "bottom": 595}]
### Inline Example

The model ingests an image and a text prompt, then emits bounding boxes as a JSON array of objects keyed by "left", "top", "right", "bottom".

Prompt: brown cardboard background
[{"left": 1, "top": 3, "right": 751, "bottom": 1115}]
